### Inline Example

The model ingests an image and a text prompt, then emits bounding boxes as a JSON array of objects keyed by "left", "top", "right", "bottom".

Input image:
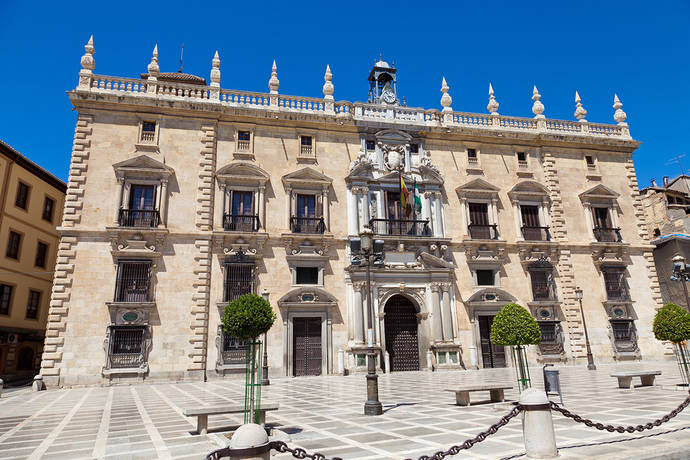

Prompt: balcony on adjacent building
[
  {"left": 594, "top": 227, "right": 622, "bottom": 243},
  {"left": 369, "top": 218, "right": 431, "bottom": 237},
  {"left": 521, "top": 226, "right": 551, "bottom": 241},
  {"left": 223, "top": 214, "right": 260, "bottom": 232},
  {"left": 118, "top": 209, "right": 160, "bottom": 228},
  {"left": 468, "top": 224, "right": 499, "bottom": 240},
  {"left": 290, "top": 216, "right": 325, "bottom": 234}
]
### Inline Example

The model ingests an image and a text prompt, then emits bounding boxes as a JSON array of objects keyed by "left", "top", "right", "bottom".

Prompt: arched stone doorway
[{"left": 384, "top": 295, "right": 419, "bottom": 371}]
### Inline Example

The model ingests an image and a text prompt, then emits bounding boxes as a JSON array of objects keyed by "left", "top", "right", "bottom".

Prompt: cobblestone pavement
[{"left": 0, "top": 361, "right": 689, "bottom": 460}]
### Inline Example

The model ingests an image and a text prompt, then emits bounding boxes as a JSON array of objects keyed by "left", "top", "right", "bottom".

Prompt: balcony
[
  {"left": 223, "top": 214, "right": 259, "bottom": 232},
  {"left": 237, "top": 139, "right": 251, "bottom": 152},
  {"left": 594, "top": 227, "right": 622, "bottom": 243},
  {"left": 290, "top": 216, "right": 325, "bottom": 234},
  {"left": 605, "top": 283, "right": 630, "bottom": 301},
  {"left": 531, "top": 281, "right": 557, "bottom": 301},
  {"left": 369, "top": 218, "right": 431, "bottom": 237},
  {"left": 522, "top": 226, "right": 551, "bottom": 241},
  {"left": 119, "top": 209, "right": 160, "bottom": 228},
  {"left": 468, "top": 224, "right": 499, "bottom": 240}
]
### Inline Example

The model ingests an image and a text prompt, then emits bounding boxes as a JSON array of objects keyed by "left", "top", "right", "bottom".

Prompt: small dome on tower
[{"left": 375, "top": 60, "right": 391, "bottom": 69}]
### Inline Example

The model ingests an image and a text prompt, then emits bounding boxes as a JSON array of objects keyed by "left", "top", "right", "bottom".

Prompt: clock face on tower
[{"left": 381, "top": 89, "right": 396, "bottom": 104}]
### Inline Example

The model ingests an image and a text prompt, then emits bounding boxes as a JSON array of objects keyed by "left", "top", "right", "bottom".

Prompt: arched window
[{"left": 16, "top": 347, "right": 34, "bottom": 370}]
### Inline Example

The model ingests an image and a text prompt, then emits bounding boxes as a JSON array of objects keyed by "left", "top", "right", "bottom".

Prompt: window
[
  {"left": 140, "top": 122, "right": 156, "bottom": 143},
  {"left": 15, "top": 182, "right": 29, "bottom": 209},
  {"left": 611, "top": 320, "right": 633, "bottom": 342},
  {"left": 221, "top": 333, "right": 247, "bottom": 365},
  {"left": 409, "top": 143, "right": 419, "bottom": 154},
  {"left": 603, "top": 267, "right": 629, "bottom": 300},
  {"left": 0, "top": 284, "right": 12, "bottom": 315},
  {"left": 467, "top": 148, "right": 477, "bottom": 161},
  {"left": 42, "top": 197, "right": 55, "bottom": 222},
  {"left": 292, "top": 194, "right": 324, "bottom": 233},
  {"left": 517, "top": 152, "right": 526, "bottom": 162},
  {"left": 300, "top": 135, "right": 314, "bottom": 157},
  {"left": 539, "top": 322, "right": 557, "bottom": 343},
  {"left": 114, "top": 261, "right": 152, "bottom": 302},
  {"left": 35, "top": 242, "right": 47, "bottom": 268},
  {"left": 585, "top": 155, "right": 595, "bottom": 166},
  {"left": 225, "top": 191, "right": 257, "bottom": 231},
  {"left": 521, "top": 205, "right": 547, "bottom": 240},
  {"left": 6, "top": 231, "right": 21, "bottom": 259},
  {"left": 468, "top": 203, "right": 495, "bottom": 239},
  {"left": 16, "top": 347, "right": 34, "bottom": 370},
  {"left": 26, "top": 290, "right": 40, "bottom": 319},
  {"left": 108, "top": 327, "right": 145, "bottom": 368},
  {"left": 120, "top": 185, "right": 158, "bottom": 227},
  {"left": 592, "top": 207, "right": 620, "bottom": 242},
  {"left": 296, "top": 267, "right": 319, "bottom": 285},
  {"left": 238, "top": 131, "right": 251, "bottom": 141},
  {"left": 653, "top": 228, "right": 661, "bottom": 237},
  {"left": 530, "top": 270, "right": 555, "bottom": 300},
  {"left": 476, "top": 269, "right": 495, "bottom": 286},
  {"left": 365, "top": 140, "right": 375, "bottom": 151},
  {"left": 224, "top": 261, "right": 254, "bottom": 302}
]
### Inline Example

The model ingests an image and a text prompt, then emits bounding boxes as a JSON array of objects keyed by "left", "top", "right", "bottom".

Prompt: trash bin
[{"left": 543, "top": 364, "right": 563, "bottom": 405}]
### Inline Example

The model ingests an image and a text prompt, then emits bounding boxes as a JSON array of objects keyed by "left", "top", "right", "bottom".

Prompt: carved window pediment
[
  {"left": 216, "top": 161, "right": 269, "bottom": 186},
  {"left": 579, "top": 184, "right": 620, "bottom": 203},
  {"left": 278, "top": 287, "right": 337, "bottom": 309},
  {"left": 508, "top": 180, "right": 550, "bottom": 201},
  {"left": 113, "top": 155, "right": 174, "bottom": 180},
  {"left": 282, "top": 167, "right": 332, "bottom": 190},
  {"left": 456, "top": 178, "right": 500, "bottom": 199}
]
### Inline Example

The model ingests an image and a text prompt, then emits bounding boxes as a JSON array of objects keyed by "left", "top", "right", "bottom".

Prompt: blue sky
[{"left": 1, "top": 1, "right": 688, "bottom": 187}]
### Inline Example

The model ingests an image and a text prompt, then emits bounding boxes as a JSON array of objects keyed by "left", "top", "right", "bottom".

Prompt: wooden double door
[
  {"left": 293, "top": 317, "right": 322, "bottom": 376},
  {"left": 478, "top": 315, "right": 506, "bottom": 368},
  {"left": 384, "top": 295, "right": 420, "bottom": 372}
]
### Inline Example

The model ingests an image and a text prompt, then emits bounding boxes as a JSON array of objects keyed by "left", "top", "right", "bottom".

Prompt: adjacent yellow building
[{"left": 0, "top": 140, "right": 65, "bottom": 382}]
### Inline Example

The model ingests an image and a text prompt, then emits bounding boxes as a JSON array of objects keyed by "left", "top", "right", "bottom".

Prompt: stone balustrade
[{"left": 79, "top": 74, "right": 630, "bottom": 139}]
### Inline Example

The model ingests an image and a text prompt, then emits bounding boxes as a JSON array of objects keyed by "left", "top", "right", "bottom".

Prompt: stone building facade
[
  {"left": 640, "top": 175, "right": 690, "bottom": 238},
  {"left": 40, "top": 37, "right": 669, "bottom": 387},
  {"left": 0, "top": 140, "right": 66, "bottom": 382}
]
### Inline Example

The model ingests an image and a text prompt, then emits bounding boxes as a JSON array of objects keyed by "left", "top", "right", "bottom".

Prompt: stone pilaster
[
  {"left": 189, "top": 124, "right": 217, "bottom": 373},
  {"left": 542, "top": 151, "right": 585, "bottom": 358},
  {"left": 62, "top": 114, "right": 93, "bottom": 228}
]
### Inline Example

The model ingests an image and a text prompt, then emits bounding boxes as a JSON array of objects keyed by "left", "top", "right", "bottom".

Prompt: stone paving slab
[{"left": 0, "top": 361, "right": 688, "bottom": 459}]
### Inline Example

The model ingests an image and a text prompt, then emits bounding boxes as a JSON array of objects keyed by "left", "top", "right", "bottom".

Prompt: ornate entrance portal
[
  {"left": 384, "top": 295, "right": 419, "bottom": 371},
  {"left": 478, "top": 315, "right": 506, "bottom": 368}
]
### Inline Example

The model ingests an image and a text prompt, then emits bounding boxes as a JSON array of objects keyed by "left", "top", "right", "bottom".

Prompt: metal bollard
[
  {"left": 227, "top": 423, "right": 270, "bottom": 460},
  {"left": 520, "top": 388, "right": 558, "bottom": 459},
  {"left": 0, "top": 378, "right": 3, "bottom": 398}
]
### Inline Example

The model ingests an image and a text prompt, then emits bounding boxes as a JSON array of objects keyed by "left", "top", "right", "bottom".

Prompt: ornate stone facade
[{"left": 40, "top": 40, "right": 668, "bottom": 387}]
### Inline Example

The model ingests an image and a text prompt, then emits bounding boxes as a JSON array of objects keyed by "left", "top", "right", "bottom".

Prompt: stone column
[
  {"left": 491, "top": 197, "right": 499, "bottom": 229},
  {"left": 459, "top": 197, "right": 468, "bottom": 237},
  {"left": 353, "top": 282, "right": 365, "bottom": 344},
  {"left": 513, "top": 199, "right": 522, "bottom": 240},
  {"left": 583, "top": 201, "right": 595, "bottom": 241},
  {"left": 285, "top": 187, "right": 292, "bottom": 229},
  {"left": 114, "top": 177, "right": 125, "bottom": 225},
  {"left": 322, "top": 188, "right": 329, "bottom": 232},
  {"left": 258, "top": 185, "right": 266, "bottom": 231},
  {"left": 160, "top": 179, "right": 169, "bottom": 227},
  {"left": 348, "top": 190, "right": 359, "bottom": 234},
  {"left": 430, "top": 283, "right": 443, "bottom": 342},
  {"left": 434, "top": 193, "right": 444, "bottom": 237},
  {"left": 441, "top": 283, "right": 453, "bottom": 341},
  {"left": 360, "top": 189, "right": 370, "bottom": 230}
]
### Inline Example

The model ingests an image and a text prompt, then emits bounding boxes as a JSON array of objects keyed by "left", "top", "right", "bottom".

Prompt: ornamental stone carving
[{"left": 380, "top": 142, "right": 406, "bottom": 171}]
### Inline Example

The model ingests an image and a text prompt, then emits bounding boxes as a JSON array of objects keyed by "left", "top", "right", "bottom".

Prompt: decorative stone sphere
[{"left": 229, "top": 423, "right": 269, "bottom": 449}]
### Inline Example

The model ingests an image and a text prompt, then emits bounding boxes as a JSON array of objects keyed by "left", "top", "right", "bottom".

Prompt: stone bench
[
  {"left": 610, "top": 371, "right": 661, "bottom": 389},
  {"left": 183, "top": 402, "right": 279, "bottom": 435},
  {"left": 445, "top": 385, "right": 512, "bottom": 406}
]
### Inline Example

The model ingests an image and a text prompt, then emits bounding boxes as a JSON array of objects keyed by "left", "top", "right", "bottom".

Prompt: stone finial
[
  {"left": 440, "top": 77, "right": 452, "bottom": 112},
  {"left": 147, "top": 45, "right": 160, "bottom": 77},
  {"left": 574, "top": 91, "right": 587, "bottom": 122},
  {"left": 532, "top": 86, "right": 545, "bottom": 118},
  {"left": 613, "top": 94, "right": 627, "bottom": 125},
  {"left": 210, "top": 51, "right": 221, "bottom": 87},
  {"left": 268, "top": 60, "right": 279, "bottom": 94},
  {"left": 487, "top": 83, "right": 499, "bottom": 115},
  {"left": 80, "top": 35, "right": 95, "bottom": 71},
  {"left": 323, "top": 64, "right": 334, "bottom": 100}
]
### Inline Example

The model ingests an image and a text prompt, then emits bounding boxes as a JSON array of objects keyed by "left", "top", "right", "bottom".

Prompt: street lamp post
[
  {"left": 575, "top": 287, "right": 596, "bottom": 370},
  {"left": 354, "top": 227, "right": 383, "bottom": 416},
  {"left": 670, "top": 255, "right": 690, "bottom": 313},
  {"left": 261, "top": 289, "right": 270, "bottom": 386}
]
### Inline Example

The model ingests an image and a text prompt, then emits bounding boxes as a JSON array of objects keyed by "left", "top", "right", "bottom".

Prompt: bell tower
[{"left": 368, "top": 56, "right": 398, "bottom": 105}]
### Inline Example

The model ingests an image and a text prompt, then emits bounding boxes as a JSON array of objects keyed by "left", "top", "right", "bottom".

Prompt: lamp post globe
[{"left": 359, "top": 227, "right": 374, "bottom": 252}]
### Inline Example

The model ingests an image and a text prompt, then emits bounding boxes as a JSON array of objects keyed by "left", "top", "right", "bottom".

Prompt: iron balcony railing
[
  {"left": 290, "top": 216, "right": 325, "bottom": 234},
  {"left": 369, "top": 218, "right": 431, "bottom": 237},
  {"left": 605, "top": 282, "right": 630, "bottom": 301},
  {"left": 521, "top": 226, "right": 551, "bottom": 241},
  {"left": 114, "top": 263, "right": 152, "bottom": 302},
  {"left": 594, "top": 227, "right": 622, "bottom": 242},
  {"left": 468, "top": 223, "right": 499, "bottom": 240},
  {"left": 223, "top": 214, "right": 259, "bottom": 232},
  {"left": 118, "top": 209, "right": 160, "bottom": 228}
]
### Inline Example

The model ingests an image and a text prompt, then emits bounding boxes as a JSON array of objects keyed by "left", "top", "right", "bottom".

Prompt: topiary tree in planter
[
  {"left": 222, "top": 293, "right": 276, "bottom": 423},
  {"left": 490, "top": 303, "right": 541, "bottom": 391},
  {"left": 653, "top": 302, "right": 690, "bottom": 386}
]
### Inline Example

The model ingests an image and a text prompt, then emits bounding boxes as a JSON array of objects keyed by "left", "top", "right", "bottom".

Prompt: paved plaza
[{"left": 0, "top": 362, "right": 689, "bottom": 460}]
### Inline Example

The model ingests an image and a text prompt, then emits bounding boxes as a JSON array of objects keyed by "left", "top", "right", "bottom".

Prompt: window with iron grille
[
  {"left": 109, "top": 327, "right": 145, "bottom": 368},
  {"left": 224, "top": 262, "right": 254, "bottom": 302},
  {"left": 611, "top": 320, "right": 633, "bottom": 342},
  {"left": 603, "top": 267, "right": 629, "bottom": 300},
  {"left": 0, "top": 284, "right": 12, "bottom": 315},
  {"left": 539, "top": 322, "right": 557, "bottom": 343},
  {"left": 26, "top": 290, "right": 40, "bottom": 319},
  {"left": 114, "top": 261, "right": 152, "bottom": 302},
  {"left": 221, "top": 333, "right": 247, "bottom": 365},
  {"left": 529, "top": 267, "right": 556, "bottom": 301},
  {"left": 6, "top": 231, "right": 21, "bottom": 259},
  {"left": 42, "top": 197, "right": 55, "bottom": 222},
  {"left": 35, "top": 242, "right": 48, "bottom": 268},
  {"left": 15, "top": 182, "right": 29, "bottom": 209}
]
